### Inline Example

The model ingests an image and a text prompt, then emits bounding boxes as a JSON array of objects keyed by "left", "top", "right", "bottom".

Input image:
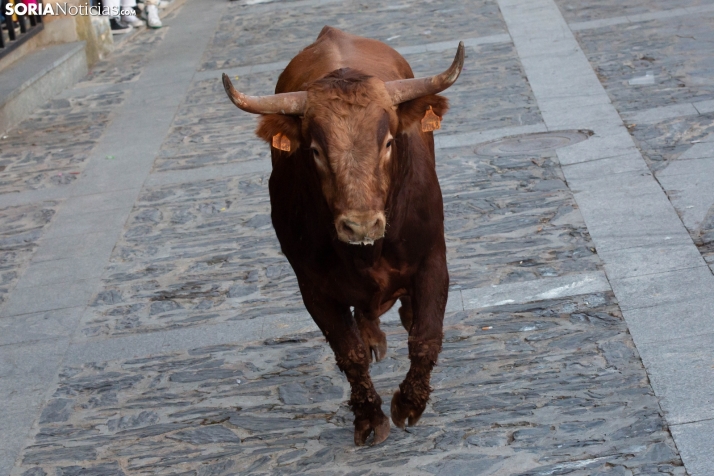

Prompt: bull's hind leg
[
  {"left": 398, "top": 296, "right": 413, "bottom": 332},
  {"left": 391, "top": 248, "right": 448, "bottom": 429},
  {"left": 301, "top": 287, "right": 390, "bottom": 445},
  {"left": 354, "top": 309, "right": 387, "bottom": 362}
]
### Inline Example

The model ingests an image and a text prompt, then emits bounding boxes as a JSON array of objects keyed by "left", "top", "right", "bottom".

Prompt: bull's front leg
[
  {"left": 300, "top": 285, "right": 390, "bottom": 445},
  {"left": 354, "top": 309, "right": 387, "bottom": 362},
  {"left": 391, "top": 247, "right": 448, "bottom": 428}
]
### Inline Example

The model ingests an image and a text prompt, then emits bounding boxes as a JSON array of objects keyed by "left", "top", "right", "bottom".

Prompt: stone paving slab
[
  {"left": 0, "top": 92, "right": 125, "bottom": 196},
  {"left": 461, "top": 271, "right": 610, "bottom": 309},
  {"left": 622, "top": 293, "right": 714, "bottom": 345},
  {"left": 554, "top": 0, "right": 712, "bottom": 23},
  {"left": 0, "top": 201, "right": 59, "bottom": 308},
  {"left": 636, "top": 331, "right": 714, "bottom": 426},
  {"left": 13, "top": 293, "right": 686, "bottom": 476},
  {"left": 670, "top": 419, "right": 714, "bottom": 476},
  {"left": 657, "top": 156, "right": 714, "bottom": 229},
  {"left": 573, "top": 13, "right": 714, "bottom": 115},
  {"left": 694, "top": 98, "right": 714, "bottom": 114},
  {"left": 435, "top": 123, "right": 547, "bottom": 150},
  {"left": 568, "top": 4, "right": 714, "bottom": 32},
  {"left": 200, "top": 0, "right": 505, "bottom": 71},
  {"left": 0, "top": 306, "right": 83, "bottom": 346},
  {"left": 626, "top": 113, "right": 714, "bottom": 172},
  {"left": 621, "top": 103, "right": 700, "bottom": 125},
  {"left": 0, "top": 338, "right": 70, "bottom": 476}
]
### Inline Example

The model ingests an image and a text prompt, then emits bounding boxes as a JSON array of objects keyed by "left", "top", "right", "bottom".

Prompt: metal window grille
[{"left": 0, "top": 0, "right": 44, "bottom": 60}]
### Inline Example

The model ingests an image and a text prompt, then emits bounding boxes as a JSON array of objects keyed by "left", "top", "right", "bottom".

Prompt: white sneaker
[
  {"left": 144, "top": 4, "right": 162, "bottom": 28},
  {"left": 121, "top": 14, "right": 144, "bottom": 27}
]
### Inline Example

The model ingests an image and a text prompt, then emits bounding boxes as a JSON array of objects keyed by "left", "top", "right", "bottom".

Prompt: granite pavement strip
[
  {"left": 1, "top": 0, "right": 712, "bottom": 474},
  {"left": 498, "top": 0, "right": 714, "bottom": 473}
]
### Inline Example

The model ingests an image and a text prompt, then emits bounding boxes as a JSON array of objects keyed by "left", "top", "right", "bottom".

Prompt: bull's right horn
[
  {"left": 385, "top": 42, "right": 465, "bottom": 105},
  {"left": 222, "top": 73, "right": 307, "bottom": 115}
]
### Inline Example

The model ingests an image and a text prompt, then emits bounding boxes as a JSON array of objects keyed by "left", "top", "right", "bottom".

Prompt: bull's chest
[{"left": 342, "top": 255, "right": 413, "bottom": 313}]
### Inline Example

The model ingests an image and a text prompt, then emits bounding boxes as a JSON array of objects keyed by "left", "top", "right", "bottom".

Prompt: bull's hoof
[
  {"left": 390, "top": 390, "right": 425, "bottom": 429},
  {"left": 354, "top": 415, "right": 390, "bottom": 446}
]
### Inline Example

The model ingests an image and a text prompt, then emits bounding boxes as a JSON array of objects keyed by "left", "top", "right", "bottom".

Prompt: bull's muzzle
[{"left": 335, "top": 211, "right": 386, "bottom": 245}]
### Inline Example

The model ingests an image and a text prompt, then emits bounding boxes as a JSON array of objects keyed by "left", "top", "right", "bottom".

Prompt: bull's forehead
[
  {"left": 304, "top": 74, "right": 397, "bottom": 143},
  {"left": 307, "top": 103, "right": 392, "bottom": 153}
]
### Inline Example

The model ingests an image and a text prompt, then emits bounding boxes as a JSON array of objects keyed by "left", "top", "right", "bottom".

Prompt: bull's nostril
[
  {"left": 371, "top": 217, "right": 385, "bottom": 235},
  {"left": 336, "top": 214, "right": 385, "bottom": 243},
  {"left": 341, "top": 220, "right": 356, "bottom": 237},
  {"left": 370, "top": 219, "right": 381, "bottom": 233}
]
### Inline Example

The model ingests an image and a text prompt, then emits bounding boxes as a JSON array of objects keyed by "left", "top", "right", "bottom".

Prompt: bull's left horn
[
  {"left": 385, "top": 42, "right": 465, "bottom": 105},
  {"left": 222, "top": 73, "right": 307, "bottom": 115}
]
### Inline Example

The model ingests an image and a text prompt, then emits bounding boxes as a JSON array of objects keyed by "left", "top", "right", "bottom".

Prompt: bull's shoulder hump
[
  {"left": 317, "top": 25, "right": 345, "bottom": 40},
  {"left": 278, "top": 29, "right": 416, "bottom": 90}
]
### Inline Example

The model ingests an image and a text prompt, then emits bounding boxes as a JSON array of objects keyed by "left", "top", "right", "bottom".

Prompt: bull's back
[{"left": 276, "top": 27, "right": 414, "bottom": 93}]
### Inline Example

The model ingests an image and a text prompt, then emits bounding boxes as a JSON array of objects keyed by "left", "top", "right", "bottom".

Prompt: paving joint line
[
  {"left": 0, "top": 335, "right": 67, "bottom": 349},
  {"left": 670, "top": 417, "right": 714, "bottom": 427},
  {"left": 560, "top": 150, "right": 644, "bottom": 167}
]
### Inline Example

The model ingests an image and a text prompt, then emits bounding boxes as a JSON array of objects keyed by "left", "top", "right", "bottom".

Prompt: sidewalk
[{"left": 1, "top": 0, "right": 713, "bottom": 474}]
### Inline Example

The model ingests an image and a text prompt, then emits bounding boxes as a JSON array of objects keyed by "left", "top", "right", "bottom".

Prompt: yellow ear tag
[
  {"left": 272, "top": 133, "right": 291, "bottom": 152},
  {"left": 421, "top": 106, "right": 442, "bottom": 132}
]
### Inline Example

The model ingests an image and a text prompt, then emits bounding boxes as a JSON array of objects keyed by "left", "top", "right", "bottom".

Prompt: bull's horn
[
  {"left": 385, "top": 41, "right": 465, "bottom": 105},
  {"left": 222, "top": 73, "right": 307, "bottom": 115}
]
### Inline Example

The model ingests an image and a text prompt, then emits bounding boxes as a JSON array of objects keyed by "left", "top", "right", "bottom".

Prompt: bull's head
[{"left": 222, "top": 43, "right": 464, "bottom": 245}]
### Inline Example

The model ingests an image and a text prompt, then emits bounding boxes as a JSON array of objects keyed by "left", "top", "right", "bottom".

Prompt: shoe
[
  {"left": 110, "top": 17, "right": 133, "bottom": 34},
  {"left": 121, "top": 13, "right": 144, "bottom": 27},
  {"left": 144, "top": 4, "right": 162, "bottom": 28}
]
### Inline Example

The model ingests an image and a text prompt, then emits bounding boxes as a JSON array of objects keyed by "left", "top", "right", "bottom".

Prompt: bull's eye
[
  {"left": 386, "top": 140, "right": 393, "bottom": 149},
  {"left": 311, "top": 147, "right": 320, "bottom": 158}
]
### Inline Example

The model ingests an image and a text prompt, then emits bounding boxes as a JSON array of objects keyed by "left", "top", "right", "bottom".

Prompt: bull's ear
[
  {"left": 256, "top": 114, "right": 302, "bottom": 154},
  {"left": 397, "top": 94, "right": 450, "bottom": 132}
]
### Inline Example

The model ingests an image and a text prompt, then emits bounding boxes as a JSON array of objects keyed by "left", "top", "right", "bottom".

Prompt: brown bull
[{"left": 222, "top": 26, "right": 464, "bottom": 446}]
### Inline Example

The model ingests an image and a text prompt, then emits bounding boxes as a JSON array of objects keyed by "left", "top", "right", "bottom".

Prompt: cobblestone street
[{"left": 2, "top": 0, "right": 714, "bottom": 474}]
